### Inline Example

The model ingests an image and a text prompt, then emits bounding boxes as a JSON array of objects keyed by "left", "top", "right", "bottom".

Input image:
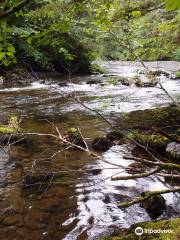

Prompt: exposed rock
[
  {"left": 118, "top": 77, "right": 130, "bottom": 86},
  {"left": 140, "top": 192, "right": 166, "bottom": 219},
  {"left": 126, "top": 162, "right": 145, "bottom": 174},
  {"left": 133, "top": 75, "right": 157, "bottom": 87},
  {"left": 143, "top": 81, "right": 157, "bottom": 87},
  {"left": 87, "top": 168, "right": 102, "bottom": 175},
  {"left": 3, "top": 70, "right": 33, "bottom": 88},
  {"left": 135, "top": 133, "right": 169, "bottom": 154},
  {"left": 106, "top": 131, "right": 124, "bottom": 143},
  {"left": 65, "top": 128, "right": 86, "bottom": 149},
  {"left": 92, "top": 137, "right": 112, "bottom": 151},
  {"left": 87, "top": 79, "right": 102, "bottom": 85},
  {"left": 166, "top": 142, "right": 180, "bottom": 161},
  {"left": 138, "top": 69, "right": 170, "bottom": 77},
  {"left": 148, "top": 69, "right": 170, "bottom": 77},
  {"left": 57, "top": 81, "right": 68, "bottom": 87}
]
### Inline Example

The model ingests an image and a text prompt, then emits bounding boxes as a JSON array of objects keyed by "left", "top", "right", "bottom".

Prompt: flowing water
[{"left": 0, "top": 61, "right": 180, "bottom": 240}]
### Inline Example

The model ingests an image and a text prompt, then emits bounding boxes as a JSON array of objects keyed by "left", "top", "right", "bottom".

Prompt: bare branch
[{"left": 112, "top": 167, "right": 161, "bottom": 181}]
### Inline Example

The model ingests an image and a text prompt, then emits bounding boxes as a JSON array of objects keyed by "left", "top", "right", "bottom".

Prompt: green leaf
[
  {"left": 7, "top": 45, "right": 16, "bottom": 53},
  {"left": 166, "top": 0, "right": 180, "bottom": 10},
  {"left": 0, "top": 52, "right": 5, "bottom": 60},
  {"left": 131, "top": 11, "right": 141, "bottom": 18}
]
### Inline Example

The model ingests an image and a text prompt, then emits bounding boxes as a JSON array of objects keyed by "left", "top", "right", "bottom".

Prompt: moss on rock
[
  {"left": 0, "top": 125, "right": 18, "bottom": 134},
  {"left": 102, "top": 218, "right": 180, "bottom": 240},
  {"left": 114, "top": 105, "right": 180, "bottom": 131},
  {"left": 175, "top": 71, "right": 180, "bottom": 79},
  {"left": 135, "top": 133, "right": 170, "bottom": 153}
]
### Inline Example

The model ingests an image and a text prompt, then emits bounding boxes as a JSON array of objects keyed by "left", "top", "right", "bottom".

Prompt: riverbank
[{"left": 102, "top": 218, "right": 180, "bottom": 240}]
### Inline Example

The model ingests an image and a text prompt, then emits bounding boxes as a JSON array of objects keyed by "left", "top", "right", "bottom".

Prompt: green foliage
[
  {"left": 67, "top": 128, "right": 77, "bottom": 134},
  {"left": 0, "top": 22, "right": 16, "bottom": 66},
  {"left": 107, "top": 77, "right": 119, "bottom": 86},
  {"left": 166, "top": 0, "right": 180, "bottom": 10},
  {"left": 175, "top": 71, "right": 180, "bottom": 78},
  {"left": 99, "top": 0, "right": 180, "bottom": 61},
  {"left": 0, "top": 0, "right": 179, "bottom": 70},
  {"left": 8, "top": 116, "right": 22, "bottom": 131},
  {"left": 171, "top": 48, "right": 180, "bottom": 61},
  {"left": 0, "top": 116, "right": 22, "bottom": 134},
  {"left": 123, "top": 129, "right": 138, "bottom": 141}
]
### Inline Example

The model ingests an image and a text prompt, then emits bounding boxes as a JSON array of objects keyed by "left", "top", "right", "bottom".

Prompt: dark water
[{"left": 0, "top": 61, "right": 180, "bottom": 240}]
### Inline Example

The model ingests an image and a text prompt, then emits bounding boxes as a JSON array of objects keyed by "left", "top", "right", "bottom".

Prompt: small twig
[{"left": 77, "top": 127, "right": 89, "bottom": 151}]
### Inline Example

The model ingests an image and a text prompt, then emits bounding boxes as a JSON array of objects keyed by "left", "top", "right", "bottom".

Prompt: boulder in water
[
  {"left": 106, "top": 130, "right": 124, "bottom": 143},
  {"left": 64, "top": 128, "right": 86, "bottom": 149},
  {"left": 118, "top": 77, "right": 130, "bottom": 86},
  {"left": 166, "top": 142, "right": 180, "bottom": 162},
  {"left": 140, "top": 192, "right": 166, "bottom": 219},
  {"left": 92, "top": 137, "right": 112, "bottom": 151},
  {"left": 87, "top": 79, "right": 102, "bottom": 85}
]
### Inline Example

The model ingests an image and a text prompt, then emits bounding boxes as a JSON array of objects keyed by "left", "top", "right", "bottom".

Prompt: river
[{"left": 0, "top": 61, "right": 180, "bottom": 240}]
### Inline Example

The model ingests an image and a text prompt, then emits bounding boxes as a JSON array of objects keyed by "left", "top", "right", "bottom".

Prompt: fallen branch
[
  {"left": 111, "top": 167, "right": 161, "bottom": 181},
  {"left": 156, "top": 173, "right": 180, "bottom": 180},
  {"left": 124, "top": 156, "right": 180, "bottom": 170},
  {"left": 158, "top": 81, "right": 180, "bottom": 108},
  {"left": 118, "top": 187, "right": 180, "bottom": 208}
]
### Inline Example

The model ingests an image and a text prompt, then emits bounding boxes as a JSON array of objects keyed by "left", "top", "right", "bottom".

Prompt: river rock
[
  {"left": 65, "top": 128, "right": 86, "bottom": 149},
  {"left": 92, "top": 137, "right": 112, "bottom": 151},
  {"left": 118, "top": 77, "right": 130, "bottom": 86},
  {"left": 148, "top": 69, "right": 170, "bottom": 77},
  {"left": 126, "top": 162, "right": 145, "bottom": 174},
  {"left": 166, "top": 142, "right": 180, "bottom": 161},
  {"left": 140, "top": 192, "right": 166, "bottom": 219},
  {"left": 133, "top": 75, "right": 157, "bottom": 87},
  {"left": 87, "top": 79, "right": 102, "bottom": 85},
  {"left": 106, "top": 130, "right": 124, "bottom": 144},
  {"left": 3, "top": 71, "right": 32, "bottom": 88}
]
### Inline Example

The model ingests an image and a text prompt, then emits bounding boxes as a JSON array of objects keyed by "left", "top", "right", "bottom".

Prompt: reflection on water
[{"left": 0, "top": 61, "right": 180, "bottom": 240}]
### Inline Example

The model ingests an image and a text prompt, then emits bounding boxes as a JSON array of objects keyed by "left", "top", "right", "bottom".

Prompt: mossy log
[{"left": 118, "top": 187, "right": 180, "bottom": 208}]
